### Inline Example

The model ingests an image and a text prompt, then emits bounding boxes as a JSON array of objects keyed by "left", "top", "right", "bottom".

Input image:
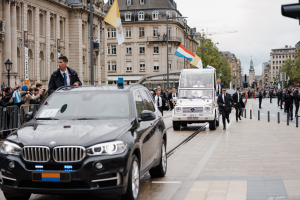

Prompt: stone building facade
[
  {"left": 0, "top": 0, "right": 106, "bottom": 87},
  {"left": 269, "top": 45, "right": 297, "bottom": 85},
  {"left": 103, "top": 0, "right": 199, "bottom": 86},
  {"left": 221, "top": 51, "right": 240, "bottom": 89}
]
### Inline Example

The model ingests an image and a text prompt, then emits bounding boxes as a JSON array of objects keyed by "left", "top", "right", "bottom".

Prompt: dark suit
[
  {"left": 168, "top": 92, "right": 178, "bottom": 110},
  {"left": 217, "top": 93, "right": 234, "bottom": 128},
  {"left": 269, "top": 91, "right": 273, "bottom": 103},
  {"left": 154, "top": 95, "right": 165, "bottom": 116},
  {"left": 293, "top": 91, "right": 299, "bottom": 116},
  {"left": 48, "top": 67, "right": 82, "bottom": 95},
  {"left": 283, "top": 90, "right": 294, "bottom": 119},
  {"left": 215, "top": 84, "right": 223, "bottom": 96},
  {"left": 258, "top": 91, "right": 263, "bottom": 108},
  {"left": 279, "top": 91, "right": 283, "bottom": 109},
  {"left": 232, "top": 91, "right": 243, "bottom": 120}
]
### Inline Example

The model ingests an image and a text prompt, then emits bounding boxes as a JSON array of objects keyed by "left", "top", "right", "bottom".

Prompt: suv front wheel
[
  {"left": 122, "top": 155, "right": 140, "bottom": 200},
  {"left": 149, "top": 139, "right": 167, "bottom": 177}
]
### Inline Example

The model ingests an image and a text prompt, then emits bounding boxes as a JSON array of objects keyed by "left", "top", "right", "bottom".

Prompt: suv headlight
[
  {"left": 175, "top": 107, "right": 182, "bottom": 112},
  {"left": 204, "top": 107, "right": 211, "bottom": 112},
  {"left": 86, "top": 141, "right": 127, "bottom": 156},
  {"left": 0, "top": 141, "right": 22, "bottom": 155}
]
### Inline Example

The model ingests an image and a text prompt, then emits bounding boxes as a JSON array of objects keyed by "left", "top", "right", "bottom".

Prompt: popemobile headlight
[
  {"left": 0, "top": 141, "right": 22, "bottom": 155},
  {"left": 204, "top": 107, "right": 211, "bottom": 112},
  {"left": 86, "top": 141, "right": 127, "bottom": 156},
  {"left": 175, "top": 107, "right": 182, "bottom": 112}
]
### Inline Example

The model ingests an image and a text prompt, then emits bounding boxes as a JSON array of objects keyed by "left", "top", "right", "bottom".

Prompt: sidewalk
[{"left": 139, "top": 101, "right": 300, "bottom": 200}]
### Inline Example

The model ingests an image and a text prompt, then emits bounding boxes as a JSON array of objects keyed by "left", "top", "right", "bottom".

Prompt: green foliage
[{"left": 195, "top": 34, "right": 232, "bottom": 87}]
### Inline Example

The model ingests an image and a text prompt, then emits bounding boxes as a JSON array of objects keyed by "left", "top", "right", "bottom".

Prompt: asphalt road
[{"left": 248, "top": 98, "right": 299, "bottom": 124}]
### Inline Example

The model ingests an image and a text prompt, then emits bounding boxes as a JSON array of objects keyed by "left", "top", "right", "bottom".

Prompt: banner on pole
[{"left": 24, "top": 31, "right": 29, "bottom": 86}]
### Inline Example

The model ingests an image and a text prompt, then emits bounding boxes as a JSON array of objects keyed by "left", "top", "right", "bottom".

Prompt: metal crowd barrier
[{"left": 0, "top": 104, "right": 40, "bottom": 137}]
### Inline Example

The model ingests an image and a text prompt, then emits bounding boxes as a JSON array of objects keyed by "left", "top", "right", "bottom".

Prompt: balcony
[
  {"left": 93, "top": 42, "right": 100, "bottom": 51},
  {"left": 147, "top": 36, "right": 181, "bottom": 43}
]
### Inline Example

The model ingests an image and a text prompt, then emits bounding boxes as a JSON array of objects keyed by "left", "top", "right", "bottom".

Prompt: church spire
[{"left": 249, "top": 56, "right": 255, "bottom": 72}]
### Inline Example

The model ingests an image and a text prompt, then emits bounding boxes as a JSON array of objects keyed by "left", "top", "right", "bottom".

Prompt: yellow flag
[
  {"left": 104, "top": 0, "right": 124, "bottom": 45},
  {"left": 190, "top": 55, "right": 203, "bottom": 69}
]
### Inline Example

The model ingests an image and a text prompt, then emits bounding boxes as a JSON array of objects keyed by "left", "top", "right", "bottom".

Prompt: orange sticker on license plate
[{"left": 189, "top": 114, "right": 197, "bottom": 117}]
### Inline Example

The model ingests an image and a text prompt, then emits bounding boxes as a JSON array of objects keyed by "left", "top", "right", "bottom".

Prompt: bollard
[
  {"left": 250, "top": 110, "right": 252, "bottom": 119},
  {"left": 287, "top": 113, "right": 289, "bottom": 125},
  {"left": 258, "top": 110, "right": 260, "bottom": 121},
  {"left": 296, "top": 114, "right": 298, "bottom": 128},
  {"left": 278, "top": 112, "right": 280, "bottom": 124},
  {"left": 245, "top": 109, "right": 246, "bottom": 118},
  {"left": 268, "top": 111, "right": 270, "bottom": 122}
]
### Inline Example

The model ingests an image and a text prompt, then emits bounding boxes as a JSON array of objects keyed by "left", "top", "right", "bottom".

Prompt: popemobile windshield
[{"left": 172, "top": 68, "right": 220, "bottom": 130}]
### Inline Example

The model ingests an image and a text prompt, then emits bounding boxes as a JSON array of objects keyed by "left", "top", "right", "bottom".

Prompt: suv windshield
[
  {"left": 36, "top": 92, "right": 131, "bottom": 120},
  {"left": 179, "top": 89, "right": 213, "bottom": 99},
  {"left": 180, "top": 70, "right": 214, "bottom": 88}
]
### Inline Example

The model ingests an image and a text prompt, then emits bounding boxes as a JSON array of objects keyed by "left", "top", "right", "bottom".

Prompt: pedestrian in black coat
[
  {"left": 283, "top": 88, "right": 294, "bottom": 120},
  {"left": 168, "top": 88, "right": 178, "bottom": 110},
  {"left": 294, "top": 88, "right": 300, "bottom": 116},
  {"left": 48, "top": 56, "right": 82, "bottom": 95},
  {"left": 232, "top": 87, "right": 243, "bottom": 122},
  {"left": 269, "top": 90, "right": 273, "bottom": 103},
  {"left": 217, "top": 87, "right": 234, "bottom": 130},
  {"left": 258, "top": 90, "right": 263, "bottom": 109}
]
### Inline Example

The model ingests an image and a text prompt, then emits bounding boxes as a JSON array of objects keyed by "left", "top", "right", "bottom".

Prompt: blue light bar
[
  {"left": 35, "top": 165, "right": 43, "bottom": 169},
  {"left": 117, "top": 78, "right": 124, "bottom": 87},
  {"left": 64, "top": 165, "right": 73, "bottom": 169}
]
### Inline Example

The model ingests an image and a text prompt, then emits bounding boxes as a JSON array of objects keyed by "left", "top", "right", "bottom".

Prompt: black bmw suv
[{"left": 0, "top": 84, "right": 167, "bottom": 200}]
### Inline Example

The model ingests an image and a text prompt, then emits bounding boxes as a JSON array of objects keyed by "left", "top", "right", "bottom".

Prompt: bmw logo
[
  {"left": 50, "top": 141, "right": 56, "bottom": 145},
  {"left": 191, "top": 108, "right": 195, "bottom": 112}
]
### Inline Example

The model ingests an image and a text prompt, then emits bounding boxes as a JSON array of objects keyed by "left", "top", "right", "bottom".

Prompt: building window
[
  {"left": 107, "top": 46, "right": 111, "bottom": 54},
  {"left": 139, "top": 27, "right": 145, "bottom": 37},
  {"left": 39, "top": 14, "right": 44, "bottom": 36},
  {"left": 276, "top": 61, "right": 278, "bottom": 64},
  {"left": 111, "top": 29, "right": 116, "bottom": 38},
  {"left": 283, "top": 55, "right": 285, "bottom": 58},
  {"left": 232, "top": 65, "right": 235, "bottom": 69},
  {"left": 273, "top": 61, "right": 275, "bottom": 64},
  {"left": 16, "top": 6, "right": 21, "bottom": 31},
  {"left": 126, "top": 0, "right": 131, "bottom": 5},
  {"left": 125, "top": 12, "right": 131, "bottom": 21},
  {"left": 153, "top": 44, "right": 159, "bottom": 54},
  {"left": 60, "top": 20, "right": 64, "bottom": 40},
  {"left": 50, "top": 17, "right": 55, "bottom": 38},
  {"left": 139, "top": 44, "right": 145, "bottom": 54},
  {"left": 126, "top": 28, "right": 131, "bottom": 38},
  {"left": 279, "top": 61, "right": 281, "bottom": 64},
  {"left": 126, "top": 45, "right": 132, "bottom": 54},
  {"left": 283, "top": 61, "right": 285, "bottom": 63},
  {"left": 232, "top": 72, "right": 235, "bottom": 76},
  {"left": 27, "top": 11, "right": 33, "bottom": 33},
  {"left": 276, "top": 66, "right": 278, "bottom": 69},
  {"left": 112, "top": 45, "right": 117, "bottom": 54},
  {"left": 152, "top": 11, "right": 159, "bottom": 20},
  {"left": 154, "top": 61, "right": 159, "bottom": 71},
  {"left": 279, "top": 56, "right": 281, "bottom": 58},
  {"left": 138, "top": 12, "right": 144, "bottom": 21},
  {"left": 168, "top": 61, "right": 172, "bottom": 70},
  {"left": 168, "top": 27, "right": 171, "bottom": 37},
  {"left": 126, "top": 61, "right": 132, "bottom": 71},
  {"left": 107, "top": 29, "right": 110, "bottom": 38},
  {"left": 166, "top": 11, "right": 172, "bottom": 18},
  {"left": 111, "top": 62, "right": 117, "bottom": 71},
  {"left": 109, "top": 0, "right": 114, "bottom": 6},
  {"left": 140, "top": 0, "right": 145, "bottom": 4},
  {"left": 168, "top": 44, "right": 172, "bottom": 53},
  {"left": 107, "top": 62, "right": 111, "bottom": 71},
  {"left": 153, "top": 27, "right": 158, "bottom": 36},
  {"left": 273, "top": 66, "right": 275, "bottom": 69},
  {"left": 140, "top": 61, "right": 145, "bottom": 71}
]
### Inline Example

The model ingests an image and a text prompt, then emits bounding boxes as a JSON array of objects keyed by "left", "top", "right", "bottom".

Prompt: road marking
[{"left": 152, "top": 181, "right": 181, "bottom": 184}]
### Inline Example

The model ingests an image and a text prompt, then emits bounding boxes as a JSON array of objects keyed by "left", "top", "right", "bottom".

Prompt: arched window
[
  {"left": 50, "top": 17, "right": 55, "bottom": 38},
  {"left": 39, "top": 14, "right": 44, "bottom": 36},
  {"left": 152, "top": 11, "right": 159, "bottom": 20},
  {"left": 166, "top": 11, "right": 172, "bottom": 18},
  {"left": 16, "top": 6, "right": 21, "bottom": 30},
  {"left": 125, "top": 12, "right": 131, "bottom": 21},
  {"left": 60, "top": 20, "right": 64, "bottom": 40},
  {"left": 27, "top": 11, "right": 33, "bottom": 33},
  {"left": 39, "top": 52, "right": 45, "bottom": 80},
  {"left": 50, "top": 53, "right": 55, "bottom": 73},
  {"left": 28, "top": 49, "right": 34, "bottom": 80},
  {"left": 82, "top": 24, "right": 85, "bottom": 44},
  {"left": 138, "top": 11, "right": 144, "bottom": 21}
]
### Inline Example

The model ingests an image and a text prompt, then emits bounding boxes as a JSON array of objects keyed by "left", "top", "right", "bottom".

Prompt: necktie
[
  {"left": 63, "top": 73, "right": 67, "bottom": 86},
  {"left": 157, "top": 96, "right": 160, "bottom": 107}
]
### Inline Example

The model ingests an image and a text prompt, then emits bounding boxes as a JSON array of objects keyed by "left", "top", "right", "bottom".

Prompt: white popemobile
[{"left": 172, "top": 68, "right": 219, "bottom": 130}]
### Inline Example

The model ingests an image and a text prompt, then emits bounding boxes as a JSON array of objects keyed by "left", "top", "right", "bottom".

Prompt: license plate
[
  {"left": 189, "top": 114, "right": 197, "bottom": 117},
  {"left": 32, "top": 172, "right": 71, "bottom": 182}
]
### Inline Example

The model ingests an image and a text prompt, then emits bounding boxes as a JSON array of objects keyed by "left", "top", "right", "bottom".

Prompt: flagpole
[{"left": 90, "top": 0, "right": 94, "bottom": 85}]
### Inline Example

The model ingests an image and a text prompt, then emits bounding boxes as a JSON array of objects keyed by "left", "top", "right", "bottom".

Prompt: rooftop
[{"left": 104, "top": 0, "right": 177, "bottom": 11}]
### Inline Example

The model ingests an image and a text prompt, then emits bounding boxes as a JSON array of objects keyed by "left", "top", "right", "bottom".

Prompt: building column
[
  {"left": 35, "top": 7, "right": 40, "bottom": 81},
  {"left": 11, "top": 1, "right": 18, "bottom": 76},
  {"left": 3, "top": 0, "right": 11, "bottom": 75},
  {"left": 46, "top": 11, "right": 50, "bottom": 81}
]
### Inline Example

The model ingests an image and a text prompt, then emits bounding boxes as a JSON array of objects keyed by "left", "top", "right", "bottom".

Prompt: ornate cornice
[
  {"left": 39, "top": 9, "right": 46, "bottom": 16},
  {"left": 50, "top": 13, "right": 56, "bottom": 19},
  {"left": 40, "top": 43, "right": 46, "bottom": 52},
  {"left": 50, "top": 44, "right": 56, "bottom": 53},
  {"left": 28, "top": 40, "right": 35, "bottom": 49},
  {"left": 17, "top": 38, "right": 23, "bottom": 49},
  {"left": 74, "top": 9, "right": 84, "bottom": 19}
]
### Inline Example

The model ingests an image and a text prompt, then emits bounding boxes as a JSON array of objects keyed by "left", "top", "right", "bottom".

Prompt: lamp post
[
  {"left": 89, "top": 0, "right": 94, "bottom": 85},
  {"left": 4, "top": 59, "right": 12, "bottom": 87},
  {"left": 166, "top": 16, "right": 187, "bottom": 89}
]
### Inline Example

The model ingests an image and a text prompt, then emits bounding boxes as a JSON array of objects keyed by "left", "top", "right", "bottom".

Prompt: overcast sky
[{"left": 175, "top": 0, "right": 299, "bottom": 76}]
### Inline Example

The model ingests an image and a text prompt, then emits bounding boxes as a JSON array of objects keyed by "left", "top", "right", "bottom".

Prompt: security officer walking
[
  {"left": 283, "top": 88, "right": 294, "bottom": 120},
  {"left": 282, "top": 89, "right": 286, "bottom": 111},
  {"left": 217, "top": 87, "right": 234, "bottom": 130},
  {"left": 269, "top": 89, "right": 273, "bottom": 103},
  {"left": 277, "top": 89, "right": 281, "bottom": 106},
  {"left": 294, "top": 88, "right": 299, "bottom": 117},
  {"left": 232, "top": 87, "right": 243, "bottom": 122}
]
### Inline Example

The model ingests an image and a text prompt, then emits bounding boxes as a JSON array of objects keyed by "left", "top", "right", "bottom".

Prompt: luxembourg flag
[{"left": 174, "top": 44, "right": 203, "bottom": 68}]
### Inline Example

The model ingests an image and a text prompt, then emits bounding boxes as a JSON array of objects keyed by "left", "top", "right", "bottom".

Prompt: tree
[
  {"left": 291, "top": 47, "right": 300, "bottom": 84},
  {"left": 280, "top": 47, "right": 300, "bottom": 86},
  {"left": 195, "top": 34, "right": 232, "bottom": 87}
]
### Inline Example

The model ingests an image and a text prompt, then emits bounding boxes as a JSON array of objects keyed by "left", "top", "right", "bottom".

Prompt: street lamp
[
  {"left": 166, "top": 16, "right": 187, "bottom": 89},
  {"left": 4, "top": 59, "right": 12, "bottom": 87}
]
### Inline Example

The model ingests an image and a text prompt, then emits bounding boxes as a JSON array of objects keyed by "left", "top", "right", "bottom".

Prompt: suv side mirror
[
  {"left": 25, "top": 112, "right": 33, "bottom": 121},
  {"left": 140, "top": 110, "right": 156, "bottom": 121}
]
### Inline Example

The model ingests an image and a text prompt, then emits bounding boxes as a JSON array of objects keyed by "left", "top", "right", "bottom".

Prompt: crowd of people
[{"left": 0, "top": 79, "right": 47, "bottom": 108}]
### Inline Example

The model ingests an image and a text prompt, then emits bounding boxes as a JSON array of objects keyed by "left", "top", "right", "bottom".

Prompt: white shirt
[
  {"left": 172, "top": 93, "right": 176, "bottom": 98},
  {"left": 155, "top": 96, "right": 162, "bottom": 107},
  {"left": 60, "top": 69, "right": 70, "bottom": 86},
  {"left": 222, "top": 93, "right": 225, "bottom": 103}
]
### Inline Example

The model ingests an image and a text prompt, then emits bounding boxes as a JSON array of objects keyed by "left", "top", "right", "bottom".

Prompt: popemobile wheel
[{"left": 173, "top": 121, "right": 181, "bottom": 131}]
